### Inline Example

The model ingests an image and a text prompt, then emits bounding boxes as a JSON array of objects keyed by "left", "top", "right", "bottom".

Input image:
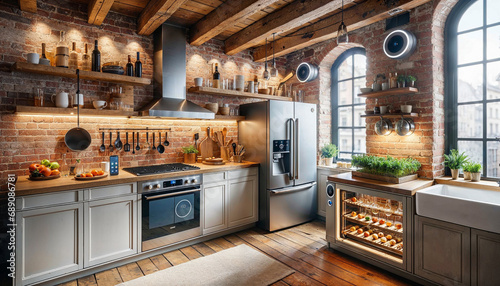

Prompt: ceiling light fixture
[
  {"left": 270, "top": 33, "right": 278, "bottom": 78},
  {"left": 263, "top": 38, "right": 270, "bottom": 80},
  {"left": 337, "top": 0, "right": 349, "bottom": 45}
]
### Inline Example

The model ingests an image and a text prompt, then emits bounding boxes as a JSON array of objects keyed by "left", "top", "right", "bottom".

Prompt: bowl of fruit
[
  {"left": 75, "top": 169, "right": 107, "bottom": 180},
  {"left": 28, "top": 159, "right": 61, "bottom": 180}
]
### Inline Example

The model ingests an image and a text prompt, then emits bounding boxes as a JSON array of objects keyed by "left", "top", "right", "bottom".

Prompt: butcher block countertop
[
  {"left": 328, "top": 172, "right": 434, "bottom": 196},
  {"left": 14, "top": 162, "right": 259, "bottom": 196}
]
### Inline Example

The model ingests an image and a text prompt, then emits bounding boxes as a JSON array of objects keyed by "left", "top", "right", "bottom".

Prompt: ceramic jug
[{"left": 51, "top": 91, "right": 69, "bottom": 108}]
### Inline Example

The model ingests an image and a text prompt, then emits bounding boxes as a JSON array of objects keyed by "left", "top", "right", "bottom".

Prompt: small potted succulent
[
  {"left": 462, "top": 161, "right": 473, "bottom": 180},
  {"left": 321, "top": 143, "right": 339, "bottom": 166},
  {"left": 468, "top": 162, "right": 482, "bottom": 182},
  {"left": 397, "top": 74, "right": 407, "bottom": 88},
  {"left": 406, "top": 75, "right": 417, "bottom": 87},
  {"left": 444, "top": 149, "right": 468, "bottom": 180},
  {"left": 182, "top": 145, "right": 199, "bottom": 164}
]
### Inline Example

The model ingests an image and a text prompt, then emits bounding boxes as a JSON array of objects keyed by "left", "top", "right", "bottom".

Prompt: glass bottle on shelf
[
  {"left": 56, "top": 31, "right": 69, "bottom": 68},
  {"left": 69, "top": 42, "right": 78, "bottom": 69},
  {"left": 390, "top": 72, "right": 398, "bottom": 89},
  {"left": 91, "top": 40, "right": 101, "bottom": 72},
  {"left": 75, "top": 159, "right": 83, "bottom": 176},
  {"left": 135, "top": 52, "right": 142, "bottom": 78},
  {"left": 82, "top": 43, "right": 91, "bottom": 71},
  {"left": 374, "top": 99, "right": 380, "bottom": 114},
  {"left": 213, "top": 63, "right": 220, "bottom": 88},
  {"left": 126, "top": 55, "right": 134, "bottom": 76},
  {"left": 41, "top": 43, "right": 47, "bottom": 60}
]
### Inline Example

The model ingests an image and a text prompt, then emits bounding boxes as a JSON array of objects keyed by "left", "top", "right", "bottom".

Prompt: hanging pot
[
  {"left": 65, "top": 69, "right": 91, "bottom": 151},
  {"left": 375, "top": 118, "right": 392, "bottom": 136},
  {"left": 395, "top": 118, "right": 415, "bottom": 136}
]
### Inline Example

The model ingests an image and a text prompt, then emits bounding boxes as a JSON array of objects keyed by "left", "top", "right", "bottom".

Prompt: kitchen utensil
[
  {"left": 93, "top": 100, "right": 107, "bottom": 109},
  {"left": 401, "top": 105, "right": 412, "bottom": 113},
  {"left": 395, "top": 118, "right": 415, "bottom": 136},
  {"left": 233, "top": 155, "right": 242, "bottom": 163},
  {"left": 132, "top": 132, "right": 135, "bottom": 154},
  {"left": 124, "top": 132, "right": 130, "bottom": 152},
  {"left": 100, "top": 132, "right": 106, "bottom": 152},
  {"left": 52, "top": 92, "right": 70, "bottom": 108},
  {"left": 136, "top": 132, "right": 140, "bottom": 151},
  {"left": 375, "top": 118, "right": 392, "bottom": 136},
  {"left": 205, "top": 103, "right": 218, "bottom": 114},
  {"left": 27, "top": 53, "right": 39, "bottom": 64},
  {"left": 108, "top": 132, "right": 114, "bottom": 151},
  {"left": 194, "top": 133, "right": 199, "bottom": 148},
  {"left": 152, "top": 132, "right": 156, "bottom": 150},
  {"left": 360, "top": 87, "right": 372, "bottom": 93},
  {"left": 29, "top": 174, "right": 60, "bottom": 181},
  {"left": 226, "top": 138, "right": 233, "bottom": 148},
  {"left": 222, "top": 127, "right": 227, "bottom": 143},
  {"left": 232, "top": 143, "right": 237, "bottom": 155},
  {"left": 380, "top": 106, "right": 388, "bottom": 114},
  {"left": 145, "top": 132, "right": 151, "bottom": 150},
  {"left": 157, "top": 132, "right": 165, "bottom": 154},
  {"left": 198, "top": 127, "right": 215, "bottom": 158},
  {"left": 65, "top": 70, "right": 91, "bottom": 151},
  {"left": 114, "top": 132, "right": 123, "bottom": 150},
  {"left": 164, "top": 132, "right": 170, "bottom": 146},
  {"left": 219, "top": 106, "right": 230, "bottom": 115},
  {"left": 202, "top": 161, "right": 225, "bottom": 165}
]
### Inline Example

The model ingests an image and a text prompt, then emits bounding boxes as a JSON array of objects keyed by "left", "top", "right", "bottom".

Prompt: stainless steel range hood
[{"left": 139, "top": 24, "right": 215, "bottom": 119}]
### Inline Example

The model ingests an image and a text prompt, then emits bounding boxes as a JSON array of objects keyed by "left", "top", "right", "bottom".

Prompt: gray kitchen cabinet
[
  {"left": 84, "top": 194, "right": 138, "bottom": 267},
  {"left": 415, "top": 215, "right": 471, "bottom": 286},
  {"left": 202, "top": 180, "right": 227, "bottom": 234},
  {"left": 317, "top": 167, "right": 350, "bottom": 217},
  {"left": 471, "top": 229, "right": 500, "bottom": 286},
  {"left": 16, "top": 202, "right": 83, "bottom": 286},
  {"left": 227, "top": 174, "right": 258, "bottom": 228}
]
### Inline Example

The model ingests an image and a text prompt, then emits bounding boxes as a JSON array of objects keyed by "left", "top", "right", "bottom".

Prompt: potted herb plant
[
  {"left": 351, "top": 155, "right": 421, "bottom": 183},
  {"left": 443, "top": 149, "right": 468, "bottom": 180},
  {"left": 397, "top": 74, "right": 407, "bottom": 88},
  {"left": 406, "top": 75, "right": 417, "bottom": 87},
  {"left": 182, "top": 145, "right": 199, "bottom": 164},
  {"left": 462, "top": 161, "right": 473, "bottom": 180},
  {"left": 468, "top": 162, "right": 482, "bottom": 182},
  {"left": 321, "top": 143, "right": 339, "bottom": 166}
]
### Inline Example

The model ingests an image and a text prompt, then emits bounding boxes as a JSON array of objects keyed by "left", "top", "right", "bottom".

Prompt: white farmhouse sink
[{"left": 416, "top": 184, "right": 500, "bottom": 233}]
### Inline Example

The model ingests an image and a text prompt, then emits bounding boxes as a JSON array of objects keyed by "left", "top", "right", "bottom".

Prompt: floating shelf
[
  {"left": 214, "top": 115, "right": 245, "bottom": 121},
  {"left": 357, "top": 87, "right": 418, "bottom": 98},
  {"left": 361, "top": 112, "right": 419, "bottom": 118},
  {"left": 188, "top": 86, "right": 292, "bottom": 101},
  {"left": 11, "top": 62, "right": 152, "bottom": 86}
]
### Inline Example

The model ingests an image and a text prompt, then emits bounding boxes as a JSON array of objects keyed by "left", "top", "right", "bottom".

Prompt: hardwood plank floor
[{"left": 60, "top": 221, "right": 416, "bottom": 286}]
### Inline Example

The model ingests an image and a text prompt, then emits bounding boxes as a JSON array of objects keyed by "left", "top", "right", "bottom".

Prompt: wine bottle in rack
[
  {"left": 91, "top": 40, "right": 101, "bottom": 72},
  {"left": 135, "top": 52, "right": 142, "bottom": 78},
  {"left": 82, "top": 43, "right": 91, "bottom": 71},
  {"left": 213, "top": 63, "right": 220, "bottom": 88},
  {"left": 126, "top": 55, "right": 134, "bottom": 76}
]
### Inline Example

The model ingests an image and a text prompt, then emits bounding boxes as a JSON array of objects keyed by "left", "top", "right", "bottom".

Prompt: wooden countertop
[
  {"left": 328, "top": 172, "right": 434, "bottom": 196},
  {"left": 14, "top": 162, "right": 259, "bottom": 197},
  {"left": 435, "top": 177, "right": 500, "bottom": 192}
]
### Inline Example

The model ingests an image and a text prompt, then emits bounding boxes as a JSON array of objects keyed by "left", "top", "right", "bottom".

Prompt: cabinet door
[
  {"left": 471, "top": 229, "right": 500, "bottom": 286},
  {"left": 84, "top": 194, "right": 137, "bottom": 267},
  {"left": 16, "top": 204, "right": 83, "bottom": 286},
  {"left": 227, "top": 175, "right": 258, "bottom": 228},
  {"left": 415, "top": 215, "right": 470, "bottom": 286},
  {"left": 203, "top": 182, "right": 227, "bottom": 234}
]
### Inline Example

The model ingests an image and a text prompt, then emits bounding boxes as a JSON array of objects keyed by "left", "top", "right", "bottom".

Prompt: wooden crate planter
[{"left": 352, "top": 171, "right": 418, "bottom": 184}]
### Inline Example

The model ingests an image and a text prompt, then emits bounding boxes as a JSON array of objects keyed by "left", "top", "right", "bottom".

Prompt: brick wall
[{"left": 0, "top": 0, "right": 284, "bottom": 179}]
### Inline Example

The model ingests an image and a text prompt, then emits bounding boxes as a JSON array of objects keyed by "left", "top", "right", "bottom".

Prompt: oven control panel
[{"left": 139, "top": 175, "right": 202, "bottom": 193}]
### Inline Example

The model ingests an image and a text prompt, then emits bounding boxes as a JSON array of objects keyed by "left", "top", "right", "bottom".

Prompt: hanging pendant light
[
  {"left": 337, "top": 0, "right": 348, "bottom": 45},
  {"left": 263, "top": 38, "right": 270, "bottom": 80},
  {"left": 270, "top": 33, "right": 278, "bottom": 78}
]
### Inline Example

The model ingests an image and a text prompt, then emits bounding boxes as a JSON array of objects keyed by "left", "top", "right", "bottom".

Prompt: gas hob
[{"left": 122, "top": 163, "right": 200, "bottom": 176}]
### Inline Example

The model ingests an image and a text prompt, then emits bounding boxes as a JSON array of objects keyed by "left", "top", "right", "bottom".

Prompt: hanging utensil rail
[{"left": 98, "top": 127, "right": 171, "bottom": 131}]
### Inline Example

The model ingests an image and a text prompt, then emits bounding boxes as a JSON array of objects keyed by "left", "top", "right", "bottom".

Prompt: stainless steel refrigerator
[{"left": 239, "top": 100, "right": 317, "bottom": 231}]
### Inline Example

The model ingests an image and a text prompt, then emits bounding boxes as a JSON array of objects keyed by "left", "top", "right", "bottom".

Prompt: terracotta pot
[
  {"left": 470, "top": 172, "right": 481, "bottom": 182},
  {"left": 184, "top": 153, "right": 196, "bottom": 164},
  {"left": 463, "top": 171, "right": 471, "bottom": 180},
  {"left": 450, "top": 169, "right": 459, "bottom": 180}
]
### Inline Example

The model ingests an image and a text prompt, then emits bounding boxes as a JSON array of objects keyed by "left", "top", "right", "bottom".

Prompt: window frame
[
  {"left": 445, "top": 0, "right": 500, "bottom": 179},
  {"left": 331, "top": 47, "right": 367, "bottom": 161}
]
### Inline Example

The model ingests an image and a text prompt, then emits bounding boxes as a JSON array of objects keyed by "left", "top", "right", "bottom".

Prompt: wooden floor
[{"left": 59, "top": 221, "right": 416, "bottom": 286}]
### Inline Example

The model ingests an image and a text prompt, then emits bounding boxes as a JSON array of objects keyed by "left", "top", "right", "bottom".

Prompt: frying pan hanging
[{"left": 64, "top": 69, "right": 92, "bottom": 151}]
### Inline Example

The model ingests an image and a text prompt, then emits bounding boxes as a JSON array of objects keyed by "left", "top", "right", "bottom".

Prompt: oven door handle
[{"left": 144, "top": 189, "right": 201, "bottom": 200}]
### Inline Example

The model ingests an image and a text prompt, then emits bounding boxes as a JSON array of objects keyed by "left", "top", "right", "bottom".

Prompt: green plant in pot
[
  {"left": 351, "top": 155, "right": 421, "bottom": 178},
  {"left": 321, "top": 143, "right": 338, "bottom": 166},
  {"left": 406, "top": 75, "right": 417, "bottom": 87},
  {"left": 182, "top": 145, "right": 199, "bottom": 164},
  {"left": 462, "top": 161, "right": 473, "bottom": 180},
  {"left": 467, "top": 162, "right": 482, "bottom": 182},
  {"left": 443, "top": 149, "right": 468, "bottom": 180},
  {"left": 397, "top": 74, "right": 407, "bottom": 88}
]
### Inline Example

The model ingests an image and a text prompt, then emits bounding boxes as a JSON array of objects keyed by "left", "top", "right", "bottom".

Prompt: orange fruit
[
  {"left": 80, "top": 174, "right": 86, "bottom": 178},
  {"left": 91, "top": 169, "right": 99, "bottom": 176},
  {"left": 97, "top": 170, "right": 104, "bottom": 176},
  {"left": 86, "top": 173, "right": 93, "bottom": 177}
]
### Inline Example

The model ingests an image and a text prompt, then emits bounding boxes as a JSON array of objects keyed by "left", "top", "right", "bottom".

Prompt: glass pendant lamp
[{"left": 337, "top": 0, "right": 349, "bottom": 45}]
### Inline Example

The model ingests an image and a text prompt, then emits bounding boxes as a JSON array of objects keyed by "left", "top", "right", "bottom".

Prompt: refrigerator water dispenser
[{"left": 272, "top": 140, "right": 290, "bottom": 176}]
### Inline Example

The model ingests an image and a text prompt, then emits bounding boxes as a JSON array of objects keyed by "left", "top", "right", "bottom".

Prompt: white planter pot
[
  {"left": 471, "top": 172, "right": 481, "bottom": 182},
  {"left": 324, "top": 157, "right": 333, "bottom": 166},
  {"left": 450, "top": 169, "right": 459, "bottom": 180},
  {"left": 463, "top": 171, "right": 471, "bottom": 180}
]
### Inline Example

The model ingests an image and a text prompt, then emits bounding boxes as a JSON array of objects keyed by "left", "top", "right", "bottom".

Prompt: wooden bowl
[
  {"left": 258, "top": 89, "right": 270, "bottom": 95},
  {"left": 219, "top": 107, "right": 230, "bottom": 115},
  {"left": 205, "top": 103, "right": 218, "bottom": 114}
]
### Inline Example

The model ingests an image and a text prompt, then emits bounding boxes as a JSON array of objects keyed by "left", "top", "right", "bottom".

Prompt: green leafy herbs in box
[{"left": 351, "top": 155, "right": 421, "bottom": 178}]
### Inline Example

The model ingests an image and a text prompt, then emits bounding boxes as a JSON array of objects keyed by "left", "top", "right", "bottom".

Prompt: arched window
[
  {"left": 331, "top": 48, "right": 367, "bottom": 161},
  {"left": 446, "top": 0, "right": 500, "bottom": 178}
]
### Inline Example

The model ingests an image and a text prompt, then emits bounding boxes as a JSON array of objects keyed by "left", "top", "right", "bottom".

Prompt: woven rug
[{"left": 118, "top": 244, "right": 294, "bottom": 286}]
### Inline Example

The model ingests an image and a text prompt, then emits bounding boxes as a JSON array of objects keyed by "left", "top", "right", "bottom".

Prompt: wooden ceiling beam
[
  {"left": 189, "top": 0, "right": 280, "bottom": 46},
  {"left": 88, "top": 0, "right": 115, "bottom": 25},
  {"left": 138, "top": 0, "right": 189, "bottom": 36},
  {"left": 19, "top": 0, "right": 37, "bottom": 13},
  {"left": 252, "top": 0, "right": 431, "bottom": 62},
  {"left": 224, "top": 0, "right": 353, "bottom": 56}
]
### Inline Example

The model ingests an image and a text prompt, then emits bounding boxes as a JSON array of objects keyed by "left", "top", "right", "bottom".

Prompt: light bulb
[
  {"left": 270, "top": 62, "right": 278, "bottom": 78},
  {"left": 337, "top": 21, "right": 348, "bottom": 45}
]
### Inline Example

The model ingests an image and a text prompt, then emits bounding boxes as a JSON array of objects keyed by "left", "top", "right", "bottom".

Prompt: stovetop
[{"left": 122, "top": 163, "right": 200, "bottom": 176}]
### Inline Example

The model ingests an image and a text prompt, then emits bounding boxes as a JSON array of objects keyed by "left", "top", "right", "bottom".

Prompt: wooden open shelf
[
  {"left": 12, "top": 62, "right": 152, "bottom": 86},
  {"left": 188, "top": 86, "right": 292, "bottom": 101},
  {"left": 361, "top": 112, "right": 419, "bottom": 118},
  {"left": 357, "top": 87, "right": 418, "bottom": 98},
  {"left": 214, "top": 115, "right": 245, "bottom": 121},
  {"left": 16, "top": 106, "right": 137, "bottom": 117}
]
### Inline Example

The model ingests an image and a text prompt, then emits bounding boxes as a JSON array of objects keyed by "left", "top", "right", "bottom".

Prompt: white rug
[{"left": 118, "top": 244, "right": 294, "bottom": 286}]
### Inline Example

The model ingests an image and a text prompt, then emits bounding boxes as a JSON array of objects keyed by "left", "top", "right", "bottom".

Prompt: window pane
[
  {"left": 338, "top": 129, "right": 352, "bottom": 153},
  {"left": 354, "top": 78, "right": 365, "bottom": 104},
  {"left": 353, "top": 105, "right": 365, "bottom": 127},
  {"left": 458, "top": 64, "right": 483, "bottom": 103},
  {"left": 353, "top": 54, "right": 366, "bottom": 77},
  {"left": 487, "top": 25, "right": 500, "bottom": 60},
  {"left": 487, "top": 102, "right": 500, "bottom": 138},
  {"left": 338, "top": 153, "right": 352, "bottom": 160},
  {"left": 487, "top": 141, "right": 500, "bottom": 177},
  {"left": 458, "top": 30, "right": 483, "bottom": 65},
  {"left": 487, "top": 61, "right": 500, "bottom": 100},
  {"left": 487, "top": 0, "right": 500, "bottom": 25},
  {"left": 338, "top": 56, "right": 352, "bottom": 81},
  {"left": 458, "top": 141, "right": 483, "bottom": 169},
  {"left": 458, "top": 0, "right": 483, "bottom": 32},
  {"left": 458, "top": 104, "right": 483, "bottom": 138},
  {"left": 338, "top": 80, "right": 352, "bottom": 105},
  {"left": 338, "top": 107, "right": 352, "bottom": 127},
  {"left": 354, "top": 129, "right": 366, "bottom": 153}
]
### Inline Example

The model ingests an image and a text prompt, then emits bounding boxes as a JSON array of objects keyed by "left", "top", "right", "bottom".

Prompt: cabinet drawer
[
  {"left": 203, "top": 172, "right": 226, "bottom": 183},
  {"left": 88, "top": 183, "right": 136, "bottom": 200},
  {"left": 228, "top": 167, "right": 257, "bottom": 179},
  {"left": 16, "top": 190, "right": 82, "bottom": 211}
]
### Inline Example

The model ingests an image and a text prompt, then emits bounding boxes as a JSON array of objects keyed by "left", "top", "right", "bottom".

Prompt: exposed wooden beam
[
  {"left": 137, "top": 0, "right": 188, "bottom": 36},
  {"left": 19, "top": 0, "right": 36, "bottom": 13},
  {"left": 88, "top": 0, "right": 115, "bottom": 25},
  {"left": 252, "top": 0, "right": 431, "bottom": 62},
  {"left": 189, "top": 0, "right": 280, "bottom": 46},
  {"left": 224, "top": 0, "right": 353, "bottom": 56}
]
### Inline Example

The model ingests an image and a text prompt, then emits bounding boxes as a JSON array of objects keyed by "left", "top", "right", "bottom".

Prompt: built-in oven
[{"left": 139, "top": 175, "right": 202, "bottom": 251}]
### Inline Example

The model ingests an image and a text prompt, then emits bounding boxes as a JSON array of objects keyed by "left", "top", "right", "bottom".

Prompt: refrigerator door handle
[
  {"left": 288, "top": 118, "right": 295, "bottom": 180},
  {"left": 269, "top": 182, "right": 317, "bottom": 194},
  {"left": 295, "top": 118, "right": 299, "bottom": 180}
]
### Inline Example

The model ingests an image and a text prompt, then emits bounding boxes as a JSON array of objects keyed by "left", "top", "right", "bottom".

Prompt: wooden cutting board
[{"left": 198, "top": 127, "right": 215, "bottom": 159}]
